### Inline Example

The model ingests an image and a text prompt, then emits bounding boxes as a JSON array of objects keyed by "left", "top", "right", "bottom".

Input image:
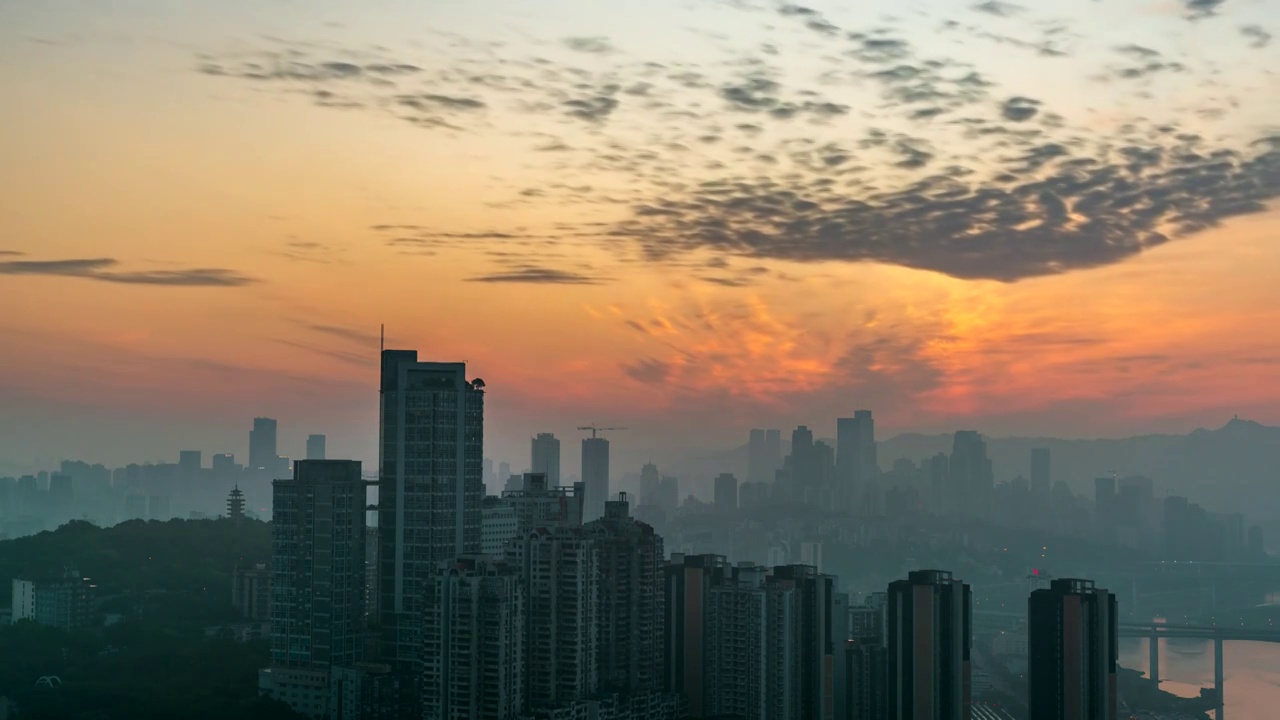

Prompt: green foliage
[
  {"left": 0, "top": 519, "right": 295, "bottom": 718},
  {"left": 0, "top": 518, "right": 270, "bottom": 627}
]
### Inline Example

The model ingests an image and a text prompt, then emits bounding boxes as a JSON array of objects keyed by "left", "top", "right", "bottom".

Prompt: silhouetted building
[
  {"left": 949, "top": 432, "right": 992, "bottom": 517},
  {"left": 531, "top": 433, "right": 562, "bottom": 487},
  {"left": 421, "top": 556, "right": 524, "bottom": 719},
  {"left": 640, "top": 462, "right": 661, "bottom": 508},
  {"left": 837, "top": 410, "right": 877, "bottom": 499},
  {"left": 789, "top": 426, "right": 816, "bottom": 488},
  {"left": 1095, "top": 476, "right": 1117, "bottom": 527},
  {"left": 179, "top": 450, "right": 202, "bottom": 477},
  {"left": 887, "top": 570, "right": 971, "bottom": 720},
  {"left": 582, "top": 435, "right": 610, "bottom": 522},
  {"left": 227, "top": 485, "right": 246, "bottom": 522},
  {"left": 587, "top": 495, "right": 664, "bottom": 696},
  {"left": 713, "top": 473, "right": 738, "bottom": 514},
  {"left": 307, "top": 434, "right": 327, "bottom": 461},
  {"left": 270, "top": 460, "right": 367, "bottom": 669},
  {"left": 846, "top": 593, "right": 888, "bottom": 720},
  {"left": 249, "top": 417, "right": 278, "bottom": 472},
  {"left": 233, "top": 563, "right": 272, "bottom": 621},
  {"left": 501, "top": 472, "right": 584, "bottom": 535},
  {"left": 665, "top": 555, "right": 837, "bottom": 720},
  {"left": 377, "top": 350, "right": 484, "bottom": 673},
  {"left": 929, "top": 452, "right": 949, "bottom": 513},
  {"left": 1028, "top": 578, "right": 1118, "bottom": 720},
  {"left": 1030, "top": 448, "right": 1051, "bottom": 498}
]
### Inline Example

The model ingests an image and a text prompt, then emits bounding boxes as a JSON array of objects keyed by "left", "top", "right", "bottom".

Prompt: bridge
[{"left": 975, "top": 610, "right": 1280, "bottom": 720}]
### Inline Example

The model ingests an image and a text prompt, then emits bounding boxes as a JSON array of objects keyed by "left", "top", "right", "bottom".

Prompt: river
[{"left": 1119, "top": 637, "right": 1280, "bottom": 719}]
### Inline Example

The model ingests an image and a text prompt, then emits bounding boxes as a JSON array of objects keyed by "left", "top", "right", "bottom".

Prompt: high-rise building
[
  {"left": 1095, "top": 476, "right": 1117, "bottom": 526},
  {"left": 249, "top": 417, "right": 278, "bottom": 472},
  {"left": 531, "top": 433, "right": 561, "bottom": 486},
  {"left": 929, "top": 453, "right": 949, "bottom": 512},
  {"left": 766, "top": 565, "right": 837, "bottom": 720},
  {"left": 1028, "top": 578, "right": 1118, "bottom": 720},
  {"left": 789, "top": 426, "right": 815, "bottom": 487},
  {"left": 507, "top": 526, "right": 599, "bottom": 712},
  {"left": 713, "top": 473, "right": 738, "bottom": 513},
  {"left": 307, "top": 434, "right": 327, "bottom": 461},
  {"left": 748, "top": 429, "right": 769, "bottom": 485},
  {"left": 582, "top": 435, "right": 610, "bottom": 522},
  {"left": 377, "top": 350, "right": 485, "bottom": 672},
  {"left": 640, "top": 462, "right": 661, "bottom": 507},
  {"left": 586, "top": 495, "right": 664, "bottom": 696},
  {"left": 837, "top": 410, "right": 877, "bottom": 496},
  {"left": 481, "top": 496, "right": 519, "bottom": 557},
  {"left": 179, "top": 450, "right": 202, "bottom": 476},
  {"left": 421, "top": 556, "right": 524, "bottom": 720},
  {"left": 665, "top": 555, "right": 837, "bottom": 720},
  {"left": 502, "top": 472, "right": 584, "bottom": 536},
  {"left": 887, "top": 569, "right": 971, "bottom": 720},
  {"left": 1030, "top": 448, "right": 1051, "bottom": 498},
  {"left": 847, "top": 594, "right": 888, "bottom": 720},
  {"left": 765, "top": 429, "right": 781, "bottom": 477},
  {"left": 270, "top": 460, "right": 367, "bottom": 669},
  {"left": 949, "top": 432, "right": 993, "bottom": 517}
]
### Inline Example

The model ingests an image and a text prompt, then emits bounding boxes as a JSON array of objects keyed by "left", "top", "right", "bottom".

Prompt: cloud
[
  {"left": 397, "top": 93, "right": 486, "bottom": 110},
  {"left": 607, "top": 135, "right": 1280, "bottom": 281},
  {"left": 972, "top": 1, "right": 1025, "bottom": 17},
  {"left": 1241, "top": 25, "right": 1272, "bottom": 48},
  {"left": 563, "top": 37, "right": 616, "bottom": 54},
  {"left": 563, "top": 94, "right": 620, "bottom": 123},
  {"left": 1114, "top": 44, "right": 1161, "bottom": 60},
  {"left": 305, "top": 323, "right": 380, "bottom": 345},
  {"left": 1183, "top": 0, "right": 1225, "bottom": 20},
  {"left": 0, "top": 257, "right": 255, "bottom": 286},
  {"left": 621, "top": 357, "right": 672, "bottom": 384},
  {"left": 466, "top": 266, "right": 603, "bottom": 284},
  {"left": 0, "top": 250, "right": 24, "bottom": 256},
  {"left": 1000, "top": 96, "right": 1041, "bottom": 122}
]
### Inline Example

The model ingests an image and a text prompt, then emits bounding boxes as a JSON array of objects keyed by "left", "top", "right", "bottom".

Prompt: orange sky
[{"left": 2, "top": 0, "right": 1278, "bottom": 472}]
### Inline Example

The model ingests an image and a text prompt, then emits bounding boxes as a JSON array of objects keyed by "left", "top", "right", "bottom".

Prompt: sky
[{"left": 1, "top": 0, "right": 1278, "bottom": 475}]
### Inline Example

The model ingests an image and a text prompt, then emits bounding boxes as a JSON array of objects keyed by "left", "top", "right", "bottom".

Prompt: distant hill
[{"left": 880, "top": 417, "right": 1280, "bottom": 528}]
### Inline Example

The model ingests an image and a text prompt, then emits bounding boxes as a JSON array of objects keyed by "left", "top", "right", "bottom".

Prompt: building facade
[
  {"left": 1028, "top": 578, "right": 1118, "bottom": 720},
  {"left": 581, "top": 436, "right": 610, "bottom": 522},
  {"left": 887, "top": 569, "right": 971, "bottom": 720},
  {"left": 531, "top": 433, "right": 562, "bottom": 487},
  {"left": 377, "top": 350, "right": 485, "bottom": 671},
  {"left": 421, "top": 557, "right": 524, "bottom": 720},
  {"left": 270, "top": 460, "right": 367, "bottom": 670}
]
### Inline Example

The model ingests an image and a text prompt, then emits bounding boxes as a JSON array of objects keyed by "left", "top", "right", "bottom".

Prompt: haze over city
[{"left": 3, "top": 2, "right": 1280, "bottom": 719}]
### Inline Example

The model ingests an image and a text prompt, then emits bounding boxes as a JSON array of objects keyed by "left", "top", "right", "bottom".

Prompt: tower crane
[{"left": 577, "top": 425, "right": 627, "bottom": 439}]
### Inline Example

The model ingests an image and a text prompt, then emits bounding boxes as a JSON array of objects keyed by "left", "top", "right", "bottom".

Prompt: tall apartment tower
[
  {"left": 949, "top": 432, "right": 993, "bottom": 517},
  {"left": 377, "top": 350, "right": 485, "bottom": 671},
  {"left": 586, "top": 495, "right": 664, "bottom": 696},
  {"left": 269, "top": 460, "right": 367, "bottom": 669},
  {"left": 581, "top": 435, "right": 610, "bottom": 522},
  {"left": 747, "top": 429, "right": 769, "bottom": 485},
  {"left": 713, "top": 473, "right": 739, "bottom": 513},
  {"left": 531, "top": 433, "right": 561, "bottom": 486},
  {"left": 847, "top": 594, "right": 888, "bottom": 720},
  {"left": 665, "top": 555, "right": 836, "bottom": 720},
  {"left": 421, "top": 557, "right": 525, "bottom": 720},
  {"left": 640, "top": 462, "right": 661, "bottom": 507},
  {"left": 1028, "top": 578, "right": 1118, "bottom": 720},
  {"left": 1030, "top": 448, "right": 1051, "bottom": 498},
  {"left": 306, "top": 434, "right": 327, "bottom": 461},
  {"left": 249, "top": 417, "right": 278, "bottom": 472},
  {"left": 507, "top": 526, "right": 600, "bottom": 712},
  {"left": 836, "top": 410, "right": 877, "bottom": 493},
  {"left": 766, "top": 565, "right": 837, "bottom": 720},
  {"left": 887, "top": 569, "right": 972, "bottom": 720}
]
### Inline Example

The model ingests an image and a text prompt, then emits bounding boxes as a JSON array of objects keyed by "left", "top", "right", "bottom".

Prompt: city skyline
[{"left": 2, "top": 0, "right": 1280, "bottom": 470}]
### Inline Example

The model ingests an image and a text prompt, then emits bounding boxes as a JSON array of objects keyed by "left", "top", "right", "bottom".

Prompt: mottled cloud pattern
[{"left": 196, "top": 4, "right": 1280, "bottom": 283}]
